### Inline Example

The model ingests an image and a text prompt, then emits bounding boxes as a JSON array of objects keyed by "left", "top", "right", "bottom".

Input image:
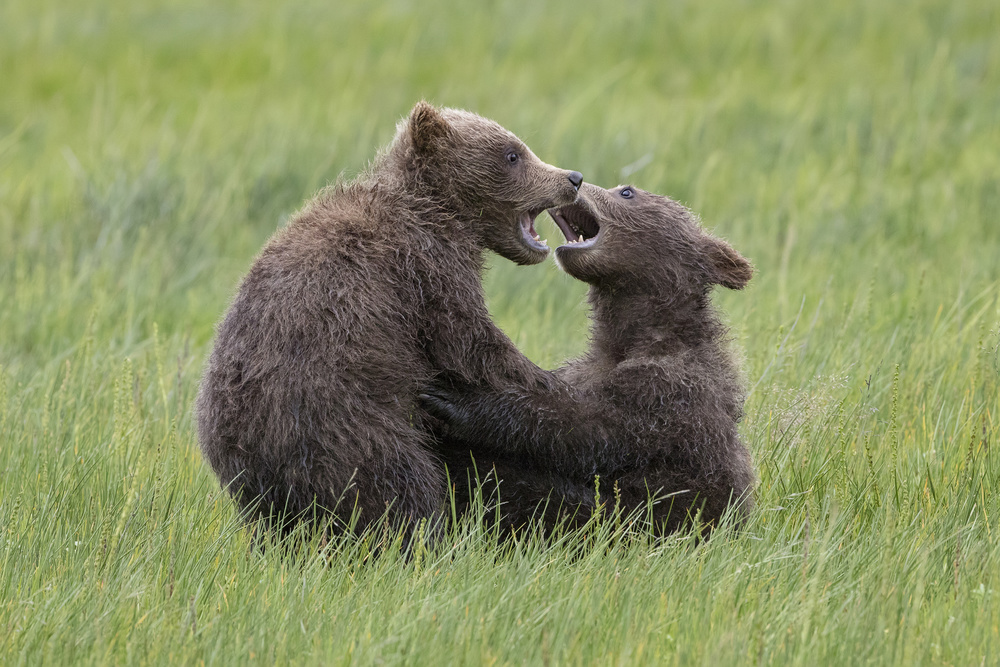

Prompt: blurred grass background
[{"left": 1, "top": 0, "right": 999, "bottom": 664}]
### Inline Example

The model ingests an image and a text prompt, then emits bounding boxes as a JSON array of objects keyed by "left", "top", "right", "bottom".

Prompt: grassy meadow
[{"left": 2, "top": 0, "right": 1000, "bottom": 663}]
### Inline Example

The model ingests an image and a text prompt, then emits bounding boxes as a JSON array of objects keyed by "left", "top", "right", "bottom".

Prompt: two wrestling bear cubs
[{"left": 196, "top": 102, "right": 754, "bottom": 540}]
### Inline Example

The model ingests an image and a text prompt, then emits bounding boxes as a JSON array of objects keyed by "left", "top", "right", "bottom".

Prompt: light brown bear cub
[
  {"left": 196, "top": 102, "right": 582, "bottom": 538},
  {"left": 425, "top": 182, "right": 755, "bottom": 535}
]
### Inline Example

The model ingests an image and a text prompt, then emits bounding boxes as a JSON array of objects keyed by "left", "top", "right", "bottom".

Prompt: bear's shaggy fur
[
  {"left": 424, "top": 182, "right": 755, "bottom": 535},
  {"left": 196, "top": 102, "right": 582, "bottom": 537}
]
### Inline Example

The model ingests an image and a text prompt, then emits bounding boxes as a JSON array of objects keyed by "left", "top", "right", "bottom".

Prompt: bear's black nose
[{"left": 567, "top": 171, "right": 583, "bottom": 190}]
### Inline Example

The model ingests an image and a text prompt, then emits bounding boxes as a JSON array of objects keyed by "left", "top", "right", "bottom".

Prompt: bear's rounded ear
[
  {"left": 409, "top": 101, "right": 451, "bottom": 156},
  {"left": 705, "top": 236, "right": 753, "bottom": 290}
]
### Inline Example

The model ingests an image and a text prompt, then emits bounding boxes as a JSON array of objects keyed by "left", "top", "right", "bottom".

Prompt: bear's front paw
[{"left": 418, "top": 389, "right": 475, "bottom": 432}]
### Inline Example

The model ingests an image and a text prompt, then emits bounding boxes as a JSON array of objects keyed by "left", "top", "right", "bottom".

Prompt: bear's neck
[
  {"left": 375, "top": 153, "right": 484, "bottom": 245},
  {"left": 587, "top": 285, "right": 727, "bottom": 363},
  {"left": 360, "top": 158, "right": 484, "bottom": 261}
]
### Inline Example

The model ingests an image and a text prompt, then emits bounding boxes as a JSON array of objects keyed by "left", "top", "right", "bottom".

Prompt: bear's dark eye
[
  {"left": 620, "top": 187, "right": 634, "bottom": 199},
  {"left": 506, "top": 151, "right": 519, "bottom": 165}
]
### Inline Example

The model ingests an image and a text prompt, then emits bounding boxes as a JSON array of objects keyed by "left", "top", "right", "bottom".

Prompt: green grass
[{"left": 2, "top": 0, "right": 999, "bottom": 663}]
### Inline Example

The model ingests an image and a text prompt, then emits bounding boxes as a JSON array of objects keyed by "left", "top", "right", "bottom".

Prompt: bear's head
[
  {"left": 549, "top": 183, "right": 752, "bottom": 295},
  {"left": 395, "top": 102, "right": 583, "bottom": 265}
]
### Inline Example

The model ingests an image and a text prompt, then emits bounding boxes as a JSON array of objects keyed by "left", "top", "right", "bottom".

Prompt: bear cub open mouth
[
  {"left": 520, "top": 208, "right": 550, "bottom": 251},
  {"left": 549, "top": 203, "right": 600, "bottom": 247}
]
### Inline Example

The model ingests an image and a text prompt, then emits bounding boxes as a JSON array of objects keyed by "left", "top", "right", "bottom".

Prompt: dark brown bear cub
[
  {"left": 196, "top": 102, "right": 582, "bottom": 538},
  {"left": 424, "top": 182, "right": 755, "bottom": 535}
]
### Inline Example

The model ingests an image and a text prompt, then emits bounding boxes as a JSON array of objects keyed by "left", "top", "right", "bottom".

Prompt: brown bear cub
[
  {"left": 423, "top": 183, "right": 755, "bottom": 535},
  {"left": 196, "top": 102, "right": 582, "bottom": 538}
]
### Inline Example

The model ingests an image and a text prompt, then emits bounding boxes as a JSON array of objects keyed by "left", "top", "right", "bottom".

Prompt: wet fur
[
  {"left": 427, "top": 183, "right": 756, "bottom": 535},
  {"left": 195, "top": 102, "right": 580, "bottom": 538}
]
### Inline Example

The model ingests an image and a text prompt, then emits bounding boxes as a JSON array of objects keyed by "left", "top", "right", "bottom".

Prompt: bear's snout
[{"left": 567, "top": 171, "right": 583, "bottom": 191}]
